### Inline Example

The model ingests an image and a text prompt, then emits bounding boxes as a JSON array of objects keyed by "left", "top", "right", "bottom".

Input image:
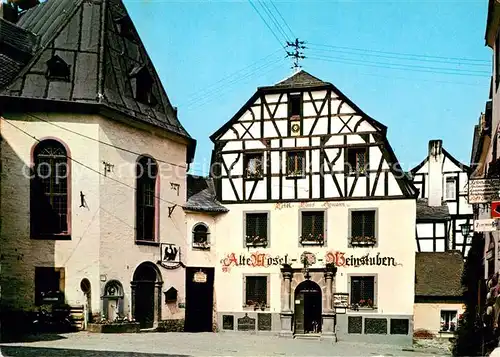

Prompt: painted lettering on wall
[
  {"left": 274, "top": 201, "right": 348, "bottom": 210},
  {"left": 325, "top": 251, "right": 398, "bottom": 267},
  {"left": 220, "top": 252, "right": 289, "bottom": 272}
]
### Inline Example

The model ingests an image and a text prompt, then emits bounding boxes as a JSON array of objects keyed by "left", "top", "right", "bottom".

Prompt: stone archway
[
  {"left": 131, "top": 262, "right": 163, "bottom": 329},
  {"left": 294, "top": 279, "right": 322, "bottom": 334}
]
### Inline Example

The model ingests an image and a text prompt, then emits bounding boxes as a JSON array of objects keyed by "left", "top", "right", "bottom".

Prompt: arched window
[
  {"left": 192, "top": 223, "right": 209, "bottom": 249},
  {"left": 31, "top": 139, "right": 70, "bottom": 237},
  {"left": 136, "top": 155, "right": 158, "bottom": 242}
]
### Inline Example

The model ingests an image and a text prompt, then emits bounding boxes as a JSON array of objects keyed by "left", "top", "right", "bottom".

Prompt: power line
[
  {"left": 357, "top": 71, "right": 485, "bottom": 87},
  {"left": 269, "top": 0, "right": 295, "bottom": 40},
  {"left": 20, "top": 112, "right": 187, "bottom": 169},
  {"left": 308, "top": 42, "right": 490, "bottom": 64},
  {"left": 308, "top": 46, "right": 490, "bottom": 67},
  {"left": 182, "top": 54, "right": 283, "bottom": 108},
  {"left": 247, "top": 0, "right": 286, "bottom": 50},
  {"left": 1, "top": 118, "right": 181, "bottom": 208},
  {"left": 180, "top": 48, "right": 282, "bottom": 105},
  {"left": 257, "top": 0, "right": 290, "bottom": 43},
  {"left": 308, "top": 55, "right": 490, "bottom": 77},
  {"left": 184, "top": 57, "right": 286, "bottom": 111}
]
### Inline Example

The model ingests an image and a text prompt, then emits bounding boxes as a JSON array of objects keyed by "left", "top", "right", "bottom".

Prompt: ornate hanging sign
[{"left": 158, "top": 243, "right": 185, "bottom": 270}]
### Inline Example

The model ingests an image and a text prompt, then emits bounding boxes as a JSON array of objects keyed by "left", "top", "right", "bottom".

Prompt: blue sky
[{"left": 124, "top": 0, "right": 491, "bottom": 175}]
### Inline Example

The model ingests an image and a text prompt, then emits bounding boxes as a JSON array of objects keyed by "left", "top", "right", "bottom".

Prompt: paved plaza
[{"left": 0, "top": 332, "right": 451, "bottom": 357}]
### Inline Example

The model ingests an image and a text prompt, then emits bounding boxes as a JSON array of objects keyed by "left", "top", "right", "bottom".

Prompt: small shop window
[
  {"left": 286, "top": 151, "right": 306, "bottom": 177},
  {"left": 245, "top": 212, "right": 268, "bottom": 247},
  {"left": 244, "top": 276, "right": 268, "bottom": 309},
  {"left": 192, "top": 223, "right": 209, "bottom": 249},
  {"left": 444, "top": 177, "right": 456, "bottom": 200},
  {"left": 440, "top": 310, "right": 457, "bottom": 332},
  {"left": 350, "top": 275, "right": 376, "bottom": 309},
  {"left": 35, "top": 267, "right": 65, "bottom": 306},
  {"left": 345, "top": 148, "right": 367, "bottom": 176},
  {"left": 350, "top": 210, "right": 376, "bottom": 246},
  {"left": 300, "top": 211, "right": 325, "bottom": 245},
  {"left": 244, "top": 153, "right": 264, "bottom": 179}
]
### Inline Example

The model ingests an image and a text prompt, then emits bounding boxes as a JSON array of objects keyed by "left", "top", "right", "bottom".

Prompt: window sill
[
  {"left": 243, "top": 304, "right": 270, "bottom": 311},
  {"left": 349, "top": 242, "right": 377, "bottom": 248},
  {"left": 31, "top": 234, "right": 71, "bottom": 240},
  {"left": 246, "top": 243, "right": 269, "bottom": 248},
  {"left": 244, "top": 176, "right": 264, "bottom": 181},
  {"left": 300, "top": 241, "right": 324, "bottom": 246},
  {"left": 285, "top": 175, "right": 306, "bottom": 180},
  {"left": 192, "top": 244, "right": 210, "bottom": 250},
  {"left": 348, "top": 307, "right": 378, "bottom": 313},
  {"left": 135, "top": 240, "right": 160, "bottom": 246}
]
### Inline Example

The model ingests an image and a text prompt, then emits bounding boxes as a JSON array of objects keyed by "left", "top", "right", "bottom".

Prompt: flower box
[
  {"left": 193, "top": 241, "right": 210, "bottom": 250},
  {"left": 246, "top": 236, "right": 268, "bottom": 248},
  {"left": 349, "top": 236, "right": 376, "bottom": 247},
  {"left": 299, "top": 234, "right": 324, "bottom": 246},
  {"left": 87, "top": 322, "right": 140, "bottom": 333}
]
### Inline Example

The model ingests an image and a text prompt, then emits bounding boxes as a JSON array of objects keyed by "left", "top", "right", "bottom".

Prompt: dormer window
[
  {"left": 129, "top": 65, "right": 156, "bottom": 105},
  {"left": 46, "top": 55, "right": 70, "bottom": 82},
  {"left": 115, "top": 16, "right": 136, "bottom": 41}
]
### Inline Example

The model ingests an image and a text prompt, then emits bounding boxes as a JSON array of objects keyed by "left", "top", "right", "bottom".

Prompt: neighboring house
[
  {"left": 0, "top": 0, "right": 195, "bottom": 330},
  {"left": 414, "top": 251, "right": 464, "bottom": 338},
  {"left": 208, "top": 70, "right": 418, "bottom": 345},
  {"left": 182, "top": 174, "right": 228, "bottom": 333},
  {"left": 409, "top": 140, "right": 473, "bottom": 256}
]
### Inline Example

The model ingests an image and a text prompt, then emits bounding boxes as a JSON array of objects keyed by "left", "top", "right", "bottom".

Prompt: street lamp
[{"left": 460, "top": 223, "right": 471, "bottom": 238}]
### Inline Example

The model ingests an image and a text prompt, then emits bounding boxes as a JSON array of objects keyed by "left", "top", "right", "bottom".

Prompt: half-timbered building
[
  {"left": 209, "top": 70, "right": 418, "bottom": 344},
  {"left": 409, "top": 140, "right": 473, "bottom": 256},
  {"left": 0, "top": 0, "right": 194, "bottom": 334}
]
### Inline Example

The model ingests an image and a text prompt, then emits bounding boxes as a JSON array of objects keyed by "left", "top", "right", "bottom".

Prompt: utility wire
[
  {"left": 1, "top": 118, "right": 182, "bottom": 208},
  {"left": 308, "top": 42, "right": 489, "bottom": 64},
  {"left": 310, "top": 53, "right": 489, "bottom": 74},
  {"left": 247, "top": 0, "right": 287, "bottom": 50},
  {"left": 308, "top": 55, "right": 490, "bottom": 77},
  {"left": 181, "top": 48, "right": 282, "bottom": 105},
  {"left": 182, "top": 54, "right": 283, "bottom": 108},
  {"left": 185, "top": 57, "right": 285, "bottom": 111},
  {"left": 257, "top": 0, "right": 290, "bottom": 43},
  {"left": 308, "top": 46, "right": 490, "bottom": 67},
  {"left": 269, "top": 0, "right": 295, "bottom": 40},
  {"left": 20, "top": 112, "right": 187, "bottom": 169}
]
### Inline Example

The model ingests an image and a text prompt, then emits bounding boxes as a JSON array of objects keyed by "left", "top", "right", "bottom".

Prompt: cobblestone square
[{"left": 0, "top": 332, "right": 451, "bottom": 357}]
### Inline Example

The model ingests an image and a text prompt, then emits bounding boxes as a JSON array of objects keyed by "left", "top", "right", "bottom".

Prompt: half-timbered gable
[
  {"left": 210, "top": 71, "right": 417, "bottom": 203},
  {"left": 410, "top": 140, "right": 473, "bottom": 255}
]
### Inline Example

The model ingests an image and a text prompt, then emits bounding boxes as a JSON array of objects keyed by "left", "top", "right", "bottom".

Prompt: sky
[{"left": 123, "top": 0, "right": 491, "bottom": 176}]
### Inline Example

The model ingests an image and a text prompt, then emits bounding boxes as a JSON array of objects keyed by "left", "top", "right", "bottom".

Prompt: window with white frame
[
  {"left": 440, "top": 310, "right": 457, "bottom": 332},
  {"left": 444, "top": 177, "right": 456, "bottom": 200}
]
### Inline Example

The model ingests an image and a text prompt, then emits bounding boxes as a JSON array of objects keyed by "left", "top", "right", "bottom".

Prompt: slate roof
[
  {"left": 0, "top": 0, "right": 193, "bottom": 151},
  {"left": 415, "top": 251, "right": 464, "bottom": 297},
  {"left": 416, "top": 199, "right": 450, "bottom": 221},
  {"left": 261, "top": 70, "right": 329, "bottom": 90},
  {"left": 184, "top": 175, "right": 228, "bottom": 213}
]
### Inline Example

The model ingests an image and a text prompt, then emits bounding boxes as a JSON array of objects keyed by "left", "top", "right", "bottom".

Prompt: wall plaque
[
  {"left": 237, "top": 313, "right": 256, "bottom": 331},
  {"left": 193, "top": 271, "right": 207, "bottom": 283}
]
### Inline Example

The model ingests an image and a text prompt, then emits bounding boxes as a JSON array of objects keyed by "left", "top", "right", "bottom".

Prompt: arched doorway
[
  {"left": 132, "top": 262, "right": 162, "bottom": 329},
  {"left": 294, "top": 280, "right": 322, "bottom": 334},
  {"left": 80, "top": 278, "right": 91, "bottom": 328}
]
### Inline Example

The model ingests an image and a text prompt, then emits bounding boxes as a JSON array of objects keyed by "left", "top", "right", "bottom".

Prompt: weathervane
[{"left": 286, "top": 38, "right": 306, "bottom": 71}]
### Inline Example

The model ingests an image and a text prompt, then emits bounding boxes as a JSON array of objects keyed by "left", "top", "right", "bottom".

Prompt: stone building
[
  {"left": 198, "top": 70, "right": 418, "bottom": 344},
  {"left": 0, "top": 0, "right": 195, "bottom": 330}
]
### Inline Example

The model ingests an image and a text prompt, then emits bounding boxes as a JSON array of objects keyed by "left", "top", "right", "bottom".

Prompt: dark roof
[
  {"left": 0, "top": 0, "right": 193, "bottom": 158},
  {"left": 416, "top": 199, "right": 450, "bottom": 221},
  {"left": 184, "top": 175, "right": 228, "bottom": 213},
  {"left": 415, "top": 251, "right": 464, "bottom": 297},
  {"left": 262, "top": 70, "right": 329, "bottom": 89}
]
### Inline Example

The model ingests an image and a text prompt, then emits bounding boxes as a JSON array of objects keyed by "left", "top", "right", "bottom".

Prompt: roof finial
[{"left": 286, "top": 38, "right": 306, "bottom": 72}]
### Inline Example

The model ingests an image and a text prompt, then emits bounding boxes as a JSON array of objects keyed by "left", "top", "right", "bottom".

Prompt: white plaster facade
[
  {"left": 0, "top": 112, "right": 189, "bottom": 325},
  {"left": 414, "top": 302, "right": 464, "bottom": 337}
]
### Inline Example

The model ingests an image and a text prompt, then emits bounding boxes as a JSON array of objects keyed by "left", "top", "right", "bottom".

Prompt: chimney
[{"left": 428, "top": 139, "right": 444, "bottom": 207}]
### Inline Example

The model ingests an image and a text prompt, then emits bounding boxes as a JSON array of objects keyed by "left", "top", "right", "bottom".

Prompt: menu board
[{"left": 333, "top": 293, "right": 349, "bottom": 308}]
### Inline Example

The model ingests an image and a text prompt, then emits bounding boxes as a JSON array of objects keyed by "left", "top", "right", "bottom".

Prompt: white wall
[{"left": 214, "top": 199, "right": 416, "bottom": 316}]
